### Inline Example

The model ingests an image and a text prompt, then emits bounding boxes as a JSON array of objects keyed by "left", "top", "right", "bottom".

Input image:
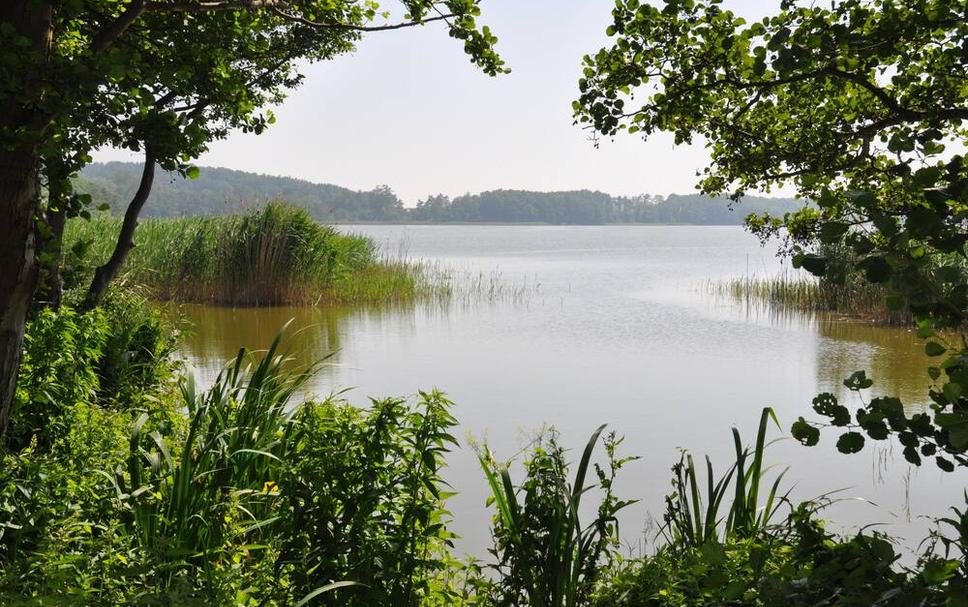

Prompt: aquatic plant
[
  {"left": 661, "top": 407, "right": 788, "bottom": 549},
  {"left": 478, "top": 426, "right": 635, "bottom": 607},
  {"left": 711, "top": 271, "right": 912, "bottom": 326},
  {"left": 64, "top": 203, "right": 447, "bottom": 306}
]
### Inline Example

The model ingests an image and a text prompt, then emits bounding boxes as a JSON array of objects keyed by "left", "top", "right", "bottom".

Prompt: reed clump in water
[
  {"left": 713, "top": 271, "right": 913, "bottom": 326},
  {"left": 66, "top": 202, "right": 445, "bottom": 306}
]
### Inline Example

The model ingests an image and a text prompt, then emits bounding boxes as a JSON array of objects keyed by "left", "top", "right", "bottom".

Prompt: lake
[{"left": 177, "top": 224, "right": 963, "bottom": 558}]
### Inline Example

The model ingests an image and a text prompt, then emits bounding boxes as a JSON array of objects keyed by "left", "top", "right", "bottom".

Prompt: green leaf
[
  {"left": 818, "top": 221, "right": 848, "bottom": 244},
  {"left": 812, "top": 392, "right": 850, "bottom": 426},
  {"left": 860, "top": 256, "right": 891, "bottom": 283},
  {"left": 791, "top": 417, "right": 820, "bottom": 446},
  {"left": 836, "top": 432, "right": 865, "bottom": 454},
  {"left": 942, "top": 381, "right": 963, "bottom": 404},
  {"left": 844, "top": 371, "right": 873, "bottom": 391},
  {"left": 185, "top": 166, "right": 201, "bottom": 180},
  {"left": 795, "top": 254, "right": 827, "bottom": 276},
  {"left": 925, "top": 342, "right": 946, "bottom": 357},
  {"left": 936, "top": 411, "right": 968, "bottom": 449},
  {"left": 921, "top": 558, "right": 960, "bottom": 584},
  {"left": 935, "top": 456, "right": 954, "bottom": 472}
]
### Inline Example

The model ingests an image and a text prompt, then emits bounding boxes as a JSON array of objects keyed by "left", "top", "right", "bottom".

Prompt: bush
[
  {"left": 8, "top": 292, "right": 178, "bottom": 453},
  {"left": 274, "top": 391, "right": 459, "bottom": 607},
  {"left": 2, "top": 315, "right": 464, "bottom": 606},
  {"left": 591, "top": 413, "right": 968, "bottom": 607},
  {"left": 1, "top": 293, "right": 181, "bottom": 604}
]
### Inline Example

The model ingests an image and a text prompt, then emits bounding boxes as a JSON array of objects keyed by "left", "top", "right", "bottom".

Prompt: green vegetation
[
  {"left": 714, "top": 272, "right": 910, "bottom": 326},
  {"left": 64, "top": 203, "right": 444, "bottom": 306},
  {"left": 412, "top": 191, "right": 801, "bottom": 225},
  {"left": 592, "top": 409, "right": 966, "bottom": 607},
  {"left": 715, "top": 244, "right": 968, "bottom": 325},
  {"left": 76, "top": 162, "right": 803, "bottom": 225},
  {"left": 570, "top": 0, "right": 968, "bottom": 603},
  {"left": 4, "top": 0, "right": 968, "bottom": 606},
  {"left": 1, "top": 298, "right": 465, "bottom": 605},
  {"left": 5, "top": 299, "right": 965, "bottom": 606},
  {"left": 78, "top": 164, "right": 409, "bottom": 222},
  {"left": 577, "top": 0, "right": 968, "bottom": 477},
  {"left": 477, "top": 426, "right": 633, "bottom": 607}
]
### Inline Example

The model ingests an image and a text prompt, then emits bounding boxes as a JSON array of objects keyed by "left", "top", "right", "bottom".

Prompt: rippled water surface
[{"left": 177, "top": 225, "right": 962, "bottom": 557}]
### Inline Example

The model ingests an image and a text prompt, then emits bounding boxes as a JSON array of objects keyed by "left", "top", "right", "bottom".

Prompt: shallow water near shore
[{"left": 177, "top": 224, "right": 962, "bottom": 558}]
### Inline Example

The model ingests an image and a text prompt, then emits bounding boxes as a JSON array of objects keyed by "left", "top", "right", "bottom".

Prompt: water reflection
[
  {"left": 177, "top": 304, "right": 346, "bottom": 383},
  {"left": 815, "top": 317, "right": 931, "bottom": 408},
  {"left": 180, "top": 301, "right": 933, "bottom": 411},
  {"left": 723, "top": 302, "right": 932, "bottom": 406}
]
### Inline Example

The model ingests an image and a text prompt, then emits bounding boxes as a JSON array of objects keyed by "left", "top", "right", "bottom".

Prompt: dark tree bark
[
  {"left": 37, "top": 205, "right": 67, "bottom": 310},
  {"left": 36, "top": 159, "right": 69, "bottom": 310},
  {"left": 0, "top": 0, "right": 53, "bottom": 437},
  {"left": 0, "top": 157, "right": 42, "bottom": 438},
  {"left": 83, "top": 146, "right": 156, "bottom": 310}
]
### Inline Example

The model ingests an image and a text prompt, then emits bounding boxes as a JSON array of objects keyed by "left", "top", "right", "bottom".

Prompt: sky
[{"left": 94, "top": 0, "right": 778, "bottom": 205}]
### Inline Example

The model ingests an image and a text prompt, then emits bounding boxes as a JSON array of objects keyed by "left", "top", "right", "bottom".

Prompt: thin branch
[
  {"left": 269, "top": 7, "right": 454, "bottom": 32},
  {"left": 90, "top": 0, "right": 453, "bottom": 54},
  {"left": 144, "top": 0, "right": 282, "bottom": 13}
]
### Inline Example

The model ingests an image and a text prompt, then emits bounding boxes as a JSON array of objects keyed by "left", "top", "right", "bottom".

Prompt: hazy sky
[{"left": 94, "top": 0, "right": 777, "bottom": 204}]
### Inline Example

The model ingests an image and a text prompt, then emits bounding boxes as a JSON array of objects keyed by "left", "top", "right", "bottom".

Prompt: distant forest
[{"left": 77, "top": 162, "right": 805, "bottom": 225}]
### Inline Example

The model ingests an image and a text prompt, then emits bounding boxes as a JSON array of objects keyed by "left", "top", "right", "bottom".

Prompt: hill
[
  {"left": 79, "top": 163, "right": 406, "bottom": 222},
  {"left": 76, "top": 162, "right": 804, "bottom": 224}
]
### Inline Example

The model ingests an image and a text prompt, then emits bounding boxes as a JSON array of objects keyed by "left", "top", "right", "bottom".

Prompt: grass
[
  {"left": 711, "top": 271, "right": 913, "bottom": 326},
  {"left": 65, "top": 203, "right": 449, "bottom": 306},
  {"left": 661, "top": 407, "right": 789, "bottom": 549}
]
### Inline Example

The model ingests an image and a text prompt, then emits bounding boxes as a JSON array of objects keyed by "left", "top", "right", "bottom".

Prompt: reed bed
[
  {"left": 711, "top": 271, "right": 913, "bottom": 326},
  {"left": 66, "top": 203, "right": 447, "bottom": 306}
]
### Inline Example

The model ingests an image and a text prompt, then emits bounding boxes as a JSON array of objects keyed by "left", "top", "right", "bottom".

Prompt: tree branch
[
  {"left": 144, "top": 0, "right": 282, "bottom": 13},
  {"left": 90, "top": 0, "right": 453, "bottom": 54},
  {"left": 82, "top": 144, "right": 156, "bottom": 309},
  {"left": 269, "top": 7, "right": 454, "bottom": 32},
  {"left": 89, "top": 0, "right": 147, "bottom": 54}
]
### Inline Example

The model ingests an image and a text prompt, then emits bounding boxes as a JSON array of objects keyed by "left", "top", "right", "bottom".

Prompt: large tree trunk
[
  {"left": 0, "top": 158, "right": 42, "bottom": 438},
  {"left": 0, "top": 0, "right": 53, "bottom": 437},
  {"left": 83, "top": 147, "right": 156, "bottom": 310}
]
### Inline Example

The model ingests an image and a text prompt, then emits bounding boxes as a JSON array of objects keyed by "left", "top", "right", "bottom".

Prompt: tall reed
[
  {"left": 65, "top": 203, "right": 445, "bottom": 306},
  {"left": 712, "top": 272, "right": 912, "bottom": 325}
]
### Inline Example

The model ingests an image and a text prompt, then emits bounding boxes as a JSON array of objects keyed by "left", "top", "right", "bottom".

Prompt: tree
[
  {"left": 574, "top": 0, "right": 968, "bottom": 468},
  {"left": 0, "top": 0, "right": 505, "bottom": 436}
]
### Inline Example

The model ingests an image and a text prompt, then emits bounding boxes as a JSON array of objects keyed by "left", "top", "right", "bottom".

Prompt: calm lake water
[{"left": 178, "top": 225, "right": 964, "bottom": 558}]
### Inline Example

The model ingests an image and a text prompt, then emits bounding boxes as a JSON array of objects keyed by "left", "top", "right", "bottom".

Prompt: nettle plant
[{"left": 573, "top": 0, "right": 968, "bottom": 472}]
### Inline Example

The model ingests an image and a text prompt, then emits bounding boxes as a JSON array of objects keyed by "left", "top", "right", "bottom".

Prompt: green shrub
[
  {"left": 9, "top": 292, "right": 178, "bottom": 453},
  {"left": 478, "top": 427, "right": 635, "bottom": 607},
  {"left": 274, "top": 391, "right": 459, "bottom": 607},
  {"left": 592, "top": 412, "right": 967, "bottom": 607},
  {"left": 1, "top": 294, "right": 182, "bottom": 604},
  {"left": 661, "top": 408, "right": 788, "bottom": 549}
]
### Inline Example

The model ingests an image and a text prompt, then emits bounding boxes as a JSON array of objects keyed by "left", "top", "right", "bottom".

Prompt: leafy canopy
[
  {"left": 2, "top": 0, "right": 505, "bottom": 215},
  {"left": 574, "top": 0, "right": 968, "bottom": 469}
]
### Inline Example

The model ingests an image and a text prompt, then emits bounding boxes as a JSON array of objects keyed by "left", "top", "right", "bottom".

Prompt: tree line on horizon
[{"left": 79, "top": 161, "right": 804, "bottom": 225}]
